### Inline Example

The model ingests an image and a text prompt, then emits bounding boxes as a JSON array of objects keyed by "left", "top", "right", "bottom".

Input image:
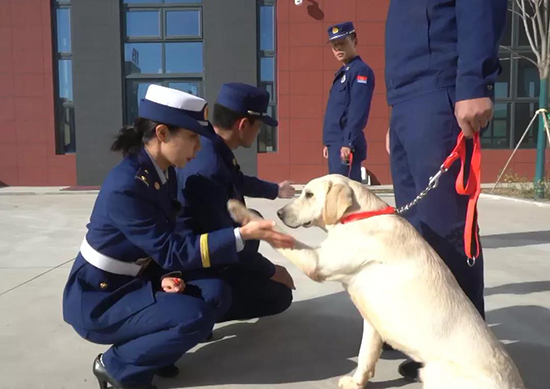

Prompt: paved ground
[{"left": 0, "top": 188, "right": 549, "bottom": 389}]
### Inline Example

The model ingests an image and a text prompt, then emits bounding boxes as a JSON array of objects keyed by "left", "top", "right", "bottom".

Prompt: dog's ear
[{"left": 322, "top": 182, "right": 353, "bottom": 226}]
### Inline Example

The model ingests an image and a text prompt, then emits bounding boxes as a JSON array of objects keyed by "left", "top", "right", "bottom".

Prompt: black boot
[
  {"left": 93, "top": 354, "right": 158, "bottom": 389},
  {"left": 155, "top": 364, "right": 179, "bottom": 378},
  {"left": 398, "top": 359, "right": 423, "bottom": 382}
]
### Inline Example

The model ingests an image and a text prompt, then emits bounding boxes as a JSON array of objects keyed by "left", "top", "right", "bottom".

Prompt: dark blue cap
[
  {"left": 327, "top": 22, "right": 355, "bottom": 42},
  {"left": 216, "top": 82, "right": 278, "bottom": 127}
]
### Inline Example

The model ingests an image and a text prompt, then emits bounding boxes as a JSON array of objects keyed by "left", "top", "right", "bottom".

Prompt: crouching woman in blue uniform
[{"left": 62, "top": 85, "right": 294, "bottom": 389}]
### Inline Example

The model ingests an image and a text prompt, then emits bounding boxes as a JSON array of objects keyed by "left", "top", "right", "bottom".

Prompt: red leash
[
  {"left": 347, "top": 152, "right": 354, "bottom": 178},
  {"left": 441, "top": 132, "right": 482, "bottom": 263},
  {"left": 339, "top": 133, "right": 481, "bottom": 266}
]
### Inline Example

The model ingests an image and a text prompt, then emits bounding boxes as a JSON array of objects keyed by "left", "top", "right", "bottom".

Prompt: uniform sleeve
[
  {"left": 107, "top": 187, "right": 239, "bottom": 272},
  {"left": 455, "top": 0, "right": 508, "bottom": 102},
  {"left": 235, "top": 170, "right": 279, "bottom": 199},
  {"left": 342, "top": 67, "right": 375, "bottom": 149}
]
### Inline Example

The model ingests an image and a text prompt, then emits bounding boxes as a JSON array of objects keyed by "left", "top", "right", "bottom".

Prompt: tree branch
[{"left": 500, "top": 45, "right": 540, "bottom": 67}]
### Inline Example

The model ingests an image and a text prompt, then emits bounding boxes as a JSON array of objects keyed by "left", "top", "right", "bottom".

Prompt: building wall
[
  {"left": 203, "top": 0, "right": 258, "bottom": 176},
  {"left": 73, "top": 0, "right": 125, "bottom": 186},
  {"left": 258, "top": 0, "right": 549, "bottom": 185},
  {"left": 0, "top": 0, "right": 76, "bottom": 186}
]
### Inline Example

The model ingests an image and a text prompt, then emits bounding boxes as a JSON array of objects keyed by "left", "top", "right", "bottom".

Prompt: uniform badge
[
  {"left": 357, "top": 75, "right": 368, "bottom": 84},
  {"left": 232, "top": 158, "right": 237, "bottom": 166},
  {"left": 332, "top": 27, "right": 339, "bottom": 34},
  {"left": 204, "top": 105, "right": 209, "bottom": 121},
  {"left": 341, "top": 74, "right": 346, "bottom": 83},
  {"left": 99, "top": 282, "right": 108, "bottom": 290},
  {"left": 137, "top": 175, "right": 149, "bottom": 187}
]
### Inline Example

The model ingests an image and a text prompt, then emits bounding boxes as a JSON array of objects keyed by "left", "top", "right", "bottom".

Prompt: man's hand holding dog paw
[{"left": 270, "top": 265, "right": 296, "bottom": 290}]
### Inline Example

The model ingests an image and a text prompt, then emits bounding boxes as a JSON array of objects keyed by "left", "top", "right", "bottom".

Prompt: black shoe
[
  {"left": 155, "top": 364, "right": 179, "bottom": 378},
  {"left": 93, "top": 354, "right": 158, "bottom": 389},
  {"left": 382, "top": 342, "right": 394, "bottom": 351},
  {"left": 398, "top": 359, "right": 423, "bottom": 382},
  {"left": 200, "top": 331, "right": 214, "bottom": 343}
]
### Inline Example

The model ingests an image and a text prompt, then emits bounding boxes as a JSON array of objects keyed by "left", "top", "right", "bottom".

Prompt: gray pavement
[{"left": 0, "top": 189, "right": 549, "bottom": 389}]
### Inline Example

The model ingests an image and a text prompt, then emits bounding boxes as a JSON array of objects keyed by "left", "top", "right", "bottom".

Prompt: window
[
  {"left": 122, "top": 0, "right": 203, "bottom": 124},
  {"left": 257, "top": 0, "right": 277, "bottom": 153},
  {"left": 53, "top": 0, "right": 75, "bottom": 154},
  {"left": 485, "top": 1, "right": 543, "bottom": 149}
]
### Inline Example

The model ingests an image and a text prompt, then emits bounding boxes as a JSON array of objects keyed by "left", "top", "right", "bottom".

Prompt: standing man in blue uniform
[
  {"left": 323, "top": 22, "right": 375, "bottom": 182},
  {"left": 177, "top": 83, "right": 296, "bottom": 323},
  {"left": 385, "top": 0, "right": 508, "bottom": 381}
]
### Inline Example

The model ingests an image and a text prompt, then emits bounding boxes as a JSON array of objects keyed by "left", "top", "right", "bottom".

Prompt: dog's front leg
[
  {"left": 339, "top": 319, "right": 382, "bottom": 389},
  {"left": 276, "top": 244, "right": 323, "bottom": 282},
  {"left": 228, "top": 199, "right": 323, "bottom": 281}
]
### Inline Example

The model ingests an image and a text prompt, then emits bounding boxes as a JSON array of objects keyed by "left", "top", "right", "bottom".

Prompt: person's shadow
[{"left": 160, "top": 291, "right": 408, "bottom": 388}]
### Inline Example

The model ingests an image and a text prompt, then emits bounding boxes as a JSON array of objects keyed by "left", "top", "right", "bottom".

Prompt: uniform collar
[
  {"left": 211, "top": 133, "right": 239, "bottom": 170},
  {"left": 143, "top": 148, "right": 169, "bottom": 185},
  {"left": 335, "top": 55, "right": 362, "bottom": 75}
]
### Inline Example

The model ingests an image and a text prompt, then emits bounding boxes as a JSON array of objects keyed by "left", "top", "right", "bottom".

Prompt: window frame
[
  {"left": 487, "top": 0, "right": 541, "bottom": 149},
  {"left": 121, "top": 0, "right": 205, "bottom": 125},
  {"left": 257, "top": 0, "right": 277, "bottom": 153},
  {"left": 52, "top": 0, "right": 76, "bottom": 155}
]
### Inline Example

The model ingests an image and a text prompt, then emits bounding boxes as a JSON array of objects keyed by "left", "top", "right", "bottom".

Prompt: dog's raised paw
[
  {"left": 227, "top": 199, "right": 249, "bottom": 224},
  {"left": 338, "top": 376, "right": 364, "bottom": 389}
]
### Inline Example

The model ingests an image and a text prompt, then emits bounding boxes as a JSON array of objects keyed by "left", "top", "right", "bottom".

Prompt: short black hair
[{"left": 212, "top": 103, "right": 260, "bottom": 129}]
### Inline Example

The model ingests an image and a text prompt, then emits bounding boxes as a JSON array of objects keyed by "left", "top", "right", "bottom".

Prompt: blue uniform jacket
[
  {"left": 323, "top": 56, "right": 375, "bottom": 161},
  {"left": 176, "top": 134, "right": 279, "bottom": 277},
  {"left": 385, "top": 0, "right": 508, "bottom": 105},
  {"left": 63, "top": 148, "right": 239, "bottom": 331}
]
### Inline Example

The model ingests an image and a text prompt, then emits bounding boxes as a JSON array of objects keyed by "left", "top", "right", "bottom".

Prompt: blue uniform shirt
[
  {"left": 177, "top": 134, "right": 279, "bottom": 277},
  {"left": 63, "top": 147, "right": 239, "bottom": 331},
  {"left": 385, "top": 0, "right": 508, "bottom": 105},
  {"left": 323, "top": 56, "right": 375, "bottom": 161}
]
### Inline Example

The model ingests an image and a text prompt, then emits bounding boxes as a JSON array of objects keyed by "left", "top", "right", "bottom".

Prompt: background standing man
[{"left": 323, "top": 22, "right": 375, "bottom": 183}]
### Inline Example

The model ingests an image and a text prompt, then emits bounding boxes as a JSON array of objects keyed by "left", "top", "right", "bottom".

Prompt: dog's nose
[{"left": 276, "top": 209, "right": 285, "bottom": 219}]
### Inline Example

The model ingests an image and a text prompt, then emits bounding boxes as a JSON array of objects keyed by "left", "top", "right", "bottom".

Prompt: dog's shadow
[
  {"left": 488, "top": 305, "right": 550, "bottom": 389},
  {"left": 160, "top": 292, "right": 408, "bottom": 388}
]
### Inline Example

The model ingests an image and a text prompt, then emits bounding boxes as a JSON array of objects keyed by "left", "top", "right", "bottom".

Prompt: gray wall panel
[
  {"left": 203, "top": 0, "right": 258, "bottom": 175},
  {"left": 72, "top": 0, "right": 124, "bottom": 185}
]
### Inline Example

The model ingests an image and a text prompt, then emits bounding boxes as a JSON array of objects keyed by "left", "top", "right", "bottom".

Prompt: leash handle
[
  {"left": 347, "top": 152, "right": 354, "bottom": 178},
  {"left": 441, "top": 132, "right": 482, "bottom": 264}
]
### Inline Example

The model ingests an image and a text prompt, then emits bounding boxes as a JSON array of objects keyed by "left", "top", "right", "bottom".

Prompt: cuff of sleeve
[
  {"left": 234, "top": 228, "right": 245, "bottom": 252},
  {"left": 268, "top": 182, "right": 279, "bottom": 200},
  {"left": 200, "top": 228, "right": 239, "bottom": 268},
  {"left": 456, "top": 78, "right": 495, "bottom": 102},
  {"left": 161, "top": 271, "right": 182, "bottom": 281}
]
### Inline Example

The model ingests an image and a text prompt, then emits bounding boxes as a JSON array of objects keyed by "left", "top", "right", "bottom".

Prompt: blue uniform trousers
[
  {"left": 327, "top": 144, "right": 363, "bottom": 183},
  {"left": 389, "top": 88, "right": 485, "bottom": 317},
  {"left": 74, "top": 278, "right": 230, "bottom": 385}
]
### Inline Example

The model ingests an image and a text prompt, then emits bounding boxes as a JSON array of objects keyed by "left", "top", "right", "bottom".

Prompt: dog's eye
[{"left": 304, "top": 191, "right": 314, "bottom": 199}]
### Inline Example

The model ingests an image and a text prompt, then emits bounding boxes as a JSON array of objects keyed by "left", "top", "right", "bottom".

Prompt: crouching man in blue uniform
[
  {"left": 177, "top": 82, "right": 296, "bottom": 323},
  {"left": 62, "top": 85, "right": 294, "bottom": 389},
  {"left": 385, "top": 0, "right": 508, "bottom": 381},
  {"left": 323, "top": 22, "right": 375, "bottom": 182}
]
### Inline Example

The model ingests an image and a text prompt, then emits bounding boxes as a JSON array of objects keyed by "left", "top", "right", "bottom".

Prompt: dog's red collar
[{"left": 340, "top": 206, "right": 396, "bottom": 224}]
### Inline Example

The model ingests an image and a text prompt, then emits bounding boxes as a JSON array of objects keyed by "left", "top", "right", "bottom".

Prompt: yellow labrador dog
[{"left": 228, "top": 174, "right": 524, "bottom": 389}]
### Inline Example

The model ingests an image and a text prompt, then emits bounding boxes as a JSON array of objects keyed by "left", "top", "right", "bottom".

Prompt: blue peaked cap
[
  {"left": 327, "top": 21, "right": 356, "bottom": 42},
  {"left": 216, "top": 83, "right": 278, "bottom": 127}
]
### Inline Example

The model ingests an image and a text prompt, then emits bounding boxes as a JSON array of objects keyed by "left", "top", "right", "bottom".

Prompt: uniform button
[
  {"left": 154, "top": 182, "right": 161, "bottom": 190},
  {"left": 487, "top": 85, "right": 493, "bottom": 91},
  {"left": 99, "top": 282, "right": 108, "bottom": 290}
]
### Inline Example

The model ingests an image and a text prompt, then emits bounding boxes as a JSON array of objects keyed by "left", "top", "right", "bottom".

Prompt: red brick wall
[
  {"left": 258, "top": 0, "right": 549, "bottom": 185},
  {"left": 0, "top": 0, "right": 76, "bottom": 187}
]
